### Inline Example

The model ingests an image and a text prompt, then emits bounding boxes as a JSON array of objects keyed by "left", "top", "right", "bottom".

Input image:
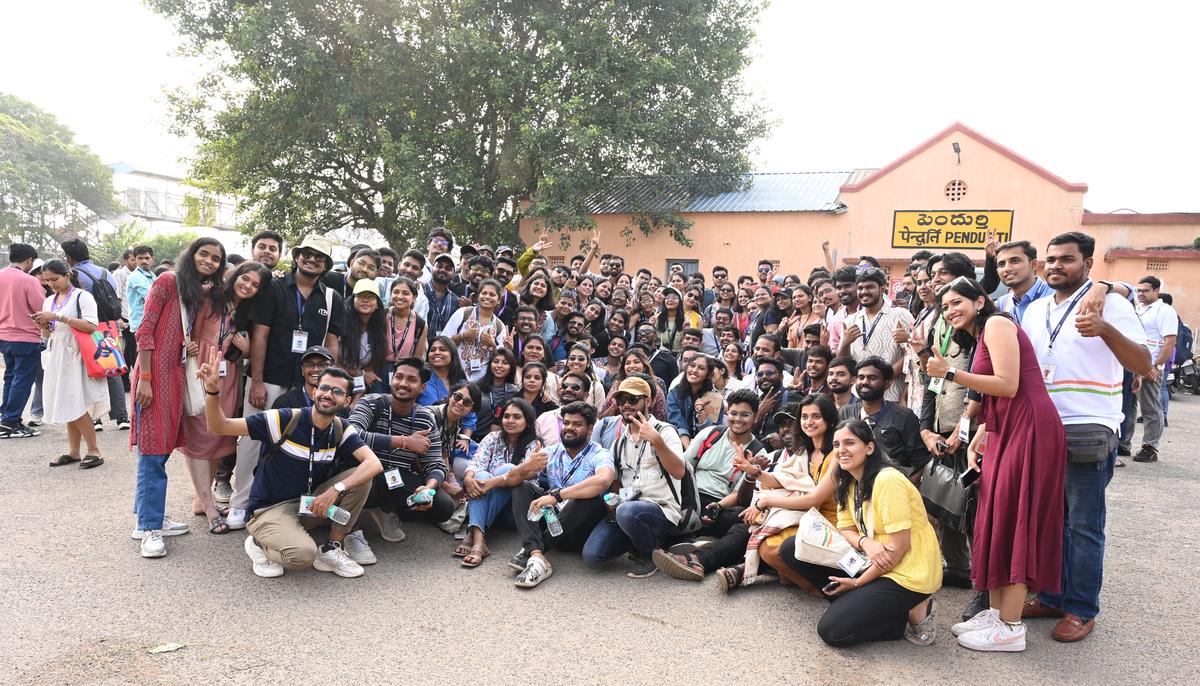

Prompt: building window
[
  {"left": 944, "top": 179, "right": 967, "bottom": 202},
  {"left": 1146, "top": 258, "right": 1169, "bottom": 272},
  {"left": 667, "top": 259, "right": 699, "bottom": 278},
  {"left": 547, "top": 255, "right": 565, "bottom": 267}
]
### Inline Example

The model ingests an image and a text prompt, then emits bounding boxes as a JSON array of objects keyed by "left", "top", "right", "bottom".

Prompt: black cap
[{"left": 301, "top": 346, "right": 334, "bottom": 363}]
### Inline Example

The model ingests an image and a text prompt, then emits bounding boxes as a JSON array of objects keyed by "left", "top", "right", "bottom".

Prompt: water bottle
[
  {"left": 406, "top": 488, "right": 436, "bottom": 507},
  {"left": 543, "top": 506, "right": 564, "bottom": 537},
  {"left": 604, "top": 492, "right": 623, "bottom": 509},
  {"left": 326, "top": 505, "right": 351, "bottom": 525}
]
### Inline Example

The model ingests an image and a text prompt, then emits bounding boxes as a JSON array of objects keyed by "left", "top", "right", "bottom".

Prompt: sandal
[
  {"left": 50, "top": 454, "right": 81, "bottom": 467},
  {"left": 717, "top": 564, "right": 744, "bottom": 594},
  {"left": 453, "top": 529, "right": 475, "bottom": 557},
  {"left": 461, "top": 541, "right": 489, "bottom": 568},
  {"left": 79, "top": 454, "right": 104, "bottom": 469},
  {"left": 209, "top": 515, "right": 231, "bottom": 534},
  {"left": 651, "top": 549, "right": 705, "bottom": 581}
]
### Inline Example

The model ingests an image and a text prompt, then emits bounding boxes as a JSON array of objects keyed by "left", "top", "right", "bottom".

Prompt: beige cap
[{"left": 615, "top": 377, "right": 653, "bottom": 398}]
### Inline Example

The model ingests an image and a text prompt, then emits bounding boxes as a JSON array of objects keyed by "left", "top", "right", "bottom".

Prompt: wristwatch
[
  {"left": 333, "top": 482, "right": 346, "bottom": 495},
  {"left": 944, "top": 368, "right": 957, "bottom": 383},
  {"left": 1098, "top": 280, "right": 1114, "bottom": 294},
  {"left": 551, "top": 488, "right": 563, "bottom": 503}
]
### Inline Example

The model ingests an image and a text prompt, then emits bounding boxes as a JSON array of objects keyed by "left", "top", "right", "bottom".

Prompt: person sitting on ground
[
  {"left": 505, "top": 401, "right": 616, "bottom": 588},
  {"left": 198, "top": 353, "right": 382, "bottom": 579},
  {"left": 534, "top": 370, "right": 591, "bottom": 446}
]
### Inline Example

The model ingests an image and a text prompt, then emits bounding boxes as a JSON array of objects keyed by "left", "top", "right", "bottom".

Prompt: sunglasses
[
  {"left": 614, "top": 394, "right": 642, "bottom": 406},
  {"left": 316, "top": 383, "right": 348, "bottom": 397},
  {"left": 452, "top": 392, "right": 475, "bottom": 407},
  {"left": 298, "top": 249, "right": 325, "bottom": 261},
  {"left": 561, "top": 382, "right": 584, "bottom": 392}
]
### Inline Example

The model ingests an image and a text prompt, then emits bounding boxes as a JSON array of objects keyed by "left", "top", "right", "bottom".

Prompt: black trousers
[
  {"left": 121, "top": 328, "right": 137, "bottom": 392},
  {"left": 696, "top": 521, "right": 751, "bottom": 572},
  {"left": 363, "top": 469, "right": 455, "bottom": 523},
  {"left": 692, "top": 492, "right": 744, "bottom": 539},
  {"left": 779, "top": 537, "right": 928, "bottom": 647},
  {"left": 510, "top": 481, "right": 607, "bottom": 555}
]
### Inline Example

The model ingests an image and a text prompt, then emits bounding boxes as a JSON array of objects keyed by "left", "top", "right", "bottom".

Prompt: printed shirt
[
  {"left": 468, "top": 431, "right": 539, "bottom": 475},
  {"left": 245, "top": 408, "right": 367, "bottom": 514},
  {"left": 1021, "top": 286, "right": 1146, "bottom": 432},
  {"left": 542, "top": 440, "right": 614, "bottom": 490},
  {"left": 612, "top": 418, "right": 685, "bottom": 524},
  {"left": 440, "top": 305, "right": 508, "bottom": 379},
  {"left": 1135, "top": 299, "right": 1179, "bottom": 362},
  {"left": 996, "top": 277, "right": 1053, "bottom": 322},
  {"left": 847, "top": 305, "right": 915, "bottom": 402}
]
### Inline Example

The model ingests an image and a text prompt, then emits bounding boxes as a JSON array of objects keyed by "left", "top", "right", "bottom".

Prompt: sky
[{"left": 1, "top": 0, "right": 1197, "bottom": 213}]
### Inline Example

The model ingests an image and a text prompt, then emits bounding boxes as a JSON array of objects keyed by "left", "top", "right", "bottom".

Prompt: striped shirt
[
  {"left": 245, "top": 408, "right": 367, "bottom": 514},
  {"left": 348, "top": 394, "right": 445, "bottom": 482}
]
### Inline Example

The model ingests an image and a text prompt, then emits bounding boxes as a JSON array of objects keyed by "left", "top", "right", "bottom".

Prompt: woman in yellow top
[{"left": 780, "top": 419, "right": 942, "bottom": 647}]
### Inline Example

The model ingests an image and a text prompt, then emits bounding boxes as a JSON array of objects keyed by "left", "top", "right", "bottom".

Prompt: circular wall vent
[{"left": 944, "top": 179, "right": 967, "bottom": 201}]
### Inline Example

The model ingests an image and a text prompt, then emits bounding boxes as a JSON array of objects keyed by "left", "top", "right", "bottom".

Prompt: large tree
[
  {"left": 151, "top": 0, "right": 770, "bottom": 249},
  {"left": 0, "top": 93, "right": 119, "bottom": 253}
]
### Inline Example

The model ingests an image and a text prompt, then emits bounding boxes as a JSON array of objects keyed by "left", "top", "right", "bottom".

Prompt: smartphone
[
  {"left": 935, "top": 440, "right": 949, "bottom": 453},
  {"left": 822, "top": 581, "right": 840, "bottom": 594}
]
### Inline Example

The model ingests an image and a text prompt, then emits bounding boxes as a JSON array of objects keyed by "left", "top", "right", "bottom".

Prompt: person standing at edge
[
  {"left": 1120, "top": 275, "right": 1176, "bottom": 463},
  {"left": 1018, "top": 232, "right": 1152, "bottom": 643},
  {"left": 0, "top": 243, "right": 46, "bottom": 439},
  {"left": 226, "top": 234, "right": 345, "bottom": 530}
]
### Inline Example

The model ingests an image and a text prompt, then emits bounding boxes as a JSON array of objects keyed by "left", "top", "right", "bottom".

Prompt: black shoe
[
  {"left": 942, "top": 572, "right": 973, "bottom": 589},
  {"left": 1164, "top": 417, "right": 1169, "bottom": 427},
  {"left": 507, "top": 548, "right": 529, "bottom": 572},
  {"left": 1117, "top": 445, "right": 1131, "bottom": 457},
  {"left": 1133, "top": 445, "right": 1158, "bottom": 463},
  {"left": 1115, "top": 459, "right": 1126, "bottom": 468},
  {"left": 627, "top": 557, "right": 658, "bottom": 579},
  {"left": 1, "top": 425, "right": 40, "bottom": 439},
  {"left": 961, "top": 590, "right": 989, "bottom": 622},
  {"left": 1136, "top": 416, "right": 1143, "bottom": 423}
]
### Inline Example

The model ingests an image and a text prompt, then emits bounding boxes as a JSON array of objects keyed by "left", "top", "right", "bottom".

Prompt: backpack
[
  {"left": 693, "top": 426, "right": 765, "bottom": 507},
  {"left": 613, "top": 419, "right": 704, "bottom": 535},
  {"left": 76, "top": 263, "right": 122, "bottom": 323},
  {"left": 1175, "top": 321, "right": 1193, "bottom": 366},
  {"left": 255, "top": 409, "right": 345, "bottom": 474}
]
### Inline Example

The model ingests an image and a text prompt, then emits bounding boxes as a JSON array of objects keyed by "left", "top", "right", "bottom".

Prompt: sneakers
[
  {"left": 1133, "top": 445, "right": 1158, "bottom": 463},
  {"left": 957, "top": 619, "right": 1026, "bottom": 652},
  {"left": 627, "top": 557, "right": 658, "bottom": 579},
  {"left": 116, "top": 420, "right": 131, "bottom": 430},
  {"left": 313, "top": 541, "right": 364, "bottom": 578},
  {"left": 244, "top": 535, "right": 284, "bottom": 578},
  {"left": 905, "top": 597, "right": 938, "bottom": 646},
  {"left": 0, "top": 423, "right": 40, "bottom": 439},
  {"left": 94, "top": 419, "right": 104, "bottom": 431},
  {"left": 131, "top": 518, "right": 190, "bottom": 539},
  {"left": 1117, "top": 445, "right": 1131, "bottom": 456},
  {"left": 225, "top": 508, "right": 248, "bottom": 530},
  {"left": 514, "top": 555, "right": 552, "bottom": 588},
  {"left": 507, "top": 548, "right": 530, "bottom": 572},
  {"left": 343, "top": 530, "right": 377, "bottom": 565},
  {"left": 212, "top": 481, "right": 233, "bottom": 505},
  {"left": 140, "top": 531, "right": 166, "bottom": 558},
  {"left": 368, "top": 508, "right": 406, "bottom": 542},
  {"left": 27, "top": 418, "right": 43, "bottom": 428},
  {"left": 952, "top": 607, "right": 999, "bottom": 637}
]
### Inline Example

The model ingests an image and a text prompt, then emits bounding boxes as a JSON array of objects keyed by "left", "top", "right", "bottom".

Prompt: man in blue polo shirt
[{"left": 993, "top": 240, "right": 1052, "bottom": 321}]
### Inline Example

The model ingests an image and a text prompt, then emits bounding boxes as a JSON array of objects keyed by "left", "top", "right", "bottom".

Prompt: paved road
[{"left": 2, "top": 395, "right": 1196, "bottom": 685}]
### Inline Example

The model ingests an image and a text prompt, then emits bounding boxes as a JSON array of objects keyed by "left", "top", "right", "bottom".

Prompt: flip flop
[
  {"left": 452, "top": 543, "right": 473, "bottom": 557},
  {"left": 50, "top": 454, "right": 81, "bottom": 467},
  {"left": 79, "top": 455, "right": 104, "bottom": 469}
]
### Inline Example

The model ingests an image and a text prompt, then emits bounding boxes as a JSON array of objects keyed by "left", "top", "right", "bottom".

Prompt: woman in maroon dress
[{"left": 926, "top": 277, "right": 1065, "bottom": 653}]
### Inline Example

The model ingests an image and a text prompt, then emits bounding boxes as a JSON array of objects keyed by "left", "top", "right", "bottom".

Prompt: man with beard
[
  {"left": 325, "top": 247, "right": 380, "bottom": 300},
  {"left": 994, "top": 241, "right": 1052, "bottom": 320},
  {"left": 581, "top": 377, "right": 686, "bottom": 578},
  {"left": 1121, "top": 276, "right": 1175, "bottom": 463},
  {"left": 635, "top": 324, "right": 680, "bottom": 386},
  {"left": 751, "top": 357, "right": 792, "bottom": 451},
  {"left": 506, "top": 401, "right": 616, "bottom": 588},
  {"left": 542, "top": 289, "right": 579, "bottom": 362},
  {"left": 198, "top": 356, "right": 382, "bottom": 579},
  {"left": 250, "top": 230, "right": 284, "bottom": 269},
  {"left": 747, "top": 333, "right": 792, "bottom": 389},
  {"left": 792, "top": 344, "right": 831, "bottom": 395},
  {"left": 509, "top": 306, "right": 541, "bottom": 360},
  {"left": 837, "top": 356, "right": 929, "bottom": 477},
  {"left": 535, "top": 370, "right": 591, "bottom": 446},
  {"left": 701, "top": 309, "right": 731, "bottom": 356},
  {"left": 420, "top": 227, "right": 454, "bottom": 284},
  {"left": 228, "top": 235, "right": 346, "bottom": 530},
  {"left": 825, "top": 356, "right": 856, "bottom": 409},
  {"left": 347, "top": 358, "right": 448, "bottom": 555},
  {"left": 465, "top": 255, "right": 495, "bottom": 300},
  {"left": 839, "top": 267, "right": 914, "bottom": 401},
  {"left": 423, "top": 253, "right": 460, "bottom": 343},
  {"left": 679, "top": 389, "right": 765, "bottom": 543},
  {"left": 827, "top": 267, "right": 861, "bottom": 353}
]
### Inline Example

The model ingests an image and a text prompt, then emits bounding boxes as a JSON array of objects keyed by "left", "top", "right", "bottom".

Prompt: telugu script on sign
[{"left": 891, "top": 210, "right": 1014, "bottom": 249}]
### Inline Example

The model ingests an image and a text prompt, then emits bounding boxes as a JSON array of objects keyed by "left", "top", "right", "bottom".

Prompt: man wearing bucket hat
[{"left": 226, "top": 234, "right": 347, "bottom": 530}]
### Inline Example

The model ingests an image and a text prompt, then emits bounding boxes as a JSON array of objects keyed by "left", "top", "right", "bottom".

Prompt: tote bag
[
  {"left": 72, "top": 320, "right": 129, "bottom": 378},
  {"left": 178, "top": 294, "right": 206, "bottom": 416}
]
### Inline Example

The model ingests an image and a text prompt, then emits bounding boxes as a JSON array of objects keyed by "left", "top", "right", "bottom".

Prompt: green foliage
[
  {"left": 181, "top": 194, "right": 217, "bottom": 226},
  {"left": 0, "top": 92, "right": 119, "bottom": 253},
  {"left": 90, "top": 221, "right": 148, "bottom": 265},
  {"left": 143, "top": 230, "right": 201, "bottom": 265},
  {"left": 150, "top": 0, "right": 770, "bottom": 252}
]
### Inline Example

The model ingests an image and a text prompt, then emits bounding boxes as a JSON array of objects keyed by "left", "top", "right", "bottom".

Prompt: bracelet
[
  {"left": 857, "top": 534, "right": 867, "bottom": 550},
  {"left": 139, "top": 373, "right": 153, "bottom": 380},
  {"left": 205, "top": 388, "right": 220, "bottom": 396}
]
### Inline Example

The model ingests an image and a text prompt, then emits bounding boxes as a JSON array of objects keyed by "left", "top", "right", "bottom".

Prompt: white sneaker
[
  {"left": 313, "top": 541, "right": 364, "bottom": 578},
  {"left": 368, "top": 508, "right": 405, "bottom": 542},
  {"left": 513, "top": 555, "right": 552, "bottom": 588},
  {"left": 243, "top": 535, "right": 283, "bottom": 578},
  {"left": 226, "top": 507, "right": 247, "bottom": 530},
  {"left": 130, "top": 518, "right": 190, "bottom": 539},
  {"left": 952, "top": 607, "right": 1000, "bottom": 637},
  {"left": 140, "top": 531, "right": 166, "bottom": 558},
  {"left": 343, "top": 530, "right": 377, "bottom": 565},
  {"left": 957, "top": 620, "right": 1027, "bottom": 652}
]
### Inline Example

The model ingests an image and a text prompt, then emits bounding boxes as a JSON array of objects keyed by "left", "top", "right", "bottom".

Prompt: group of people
[{"left": 0, "top": 224, "right": 1176, "bottom": 652}]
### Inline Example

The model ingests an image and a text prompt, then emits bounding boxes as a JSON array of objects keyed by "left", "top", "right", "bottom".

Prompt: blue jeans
[
  {"left": 134, "top": 451, "right": 170, "bottom": 531},
  {"left": 582, "top": 500, "right": 672, "bottom": 564},
  {"left": 466, "top": 464, "right": 515, "bottom": 532},
  {"left": 1037, "top": 448, "right": 1116, "bottom": 622},
  {"left": 31, "top": 367, "right": 44, "bottom": 419},
  {"left": 0, "top": 341, "right": 41, "bottom": 426}
]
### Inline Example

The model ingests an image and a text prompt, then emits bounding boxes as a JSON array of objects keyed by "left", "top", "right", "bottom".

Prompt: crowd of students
[{"left": 0, "top": 225, "right": 1176, "bottom": 652}]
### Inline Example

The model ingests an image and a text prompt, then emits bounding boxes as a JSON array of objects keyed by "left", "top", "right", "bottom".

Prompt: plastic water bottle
[
  {"left": 603, "top": 492, "right": 623, "bottom": 509},
  {"left": 326, "top": 505, "right": 351, "bottom": 525},
  {"left": 542, "top": 506, "right": 564, "bottom": 537},
  {"left": 406, "top": 488, "right": 436, "bottom": 507}
]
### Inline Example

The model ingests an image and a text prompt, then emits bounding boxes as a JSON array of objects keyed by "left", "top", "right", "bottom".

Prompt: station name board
[{"left": 891, "top": 210, "right": 1013, "bottom": 249}]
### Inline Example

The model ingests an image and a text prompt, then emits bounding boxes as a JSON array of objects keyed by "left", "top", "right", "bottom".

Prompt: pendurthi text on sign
[{"left": 891, "top": 210, "right": 1014, "bottom": 249}]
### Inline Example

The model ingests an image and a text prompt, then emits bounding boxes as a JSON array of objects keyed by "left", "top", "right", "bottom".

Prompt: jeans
[
  {"left": 106, "top": 375, "right": 129, "bottom": 423},
  {"left": 0, "top": 341, "right": 41, "bottom": 426},
  {"left": 1037, "top": 449, "right": 1116, "bottom": 622},
  {"left": 31, "top": 367, "right": 44, "bottom": 419},
  {"left": 511, "top": 481, "right": 607, "bottom": 555},
  {"left": 1119, "top": 374, "right": 1163, "bottom": 449},
  {"left": 581, "top": 500, "right": 673, "bottom": 564},
  {"left": 134, "top": 451, "right": 170, "bottom": 531},
  {"left": 467, "top": 464, "right": 515, "bottom": 532}
]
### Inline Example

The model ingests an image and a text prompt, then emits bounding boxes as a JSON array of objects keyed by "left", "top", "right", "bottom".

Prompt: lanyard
[
  {"left": 937, "top": 316, "right": 954, "bottom": 356},
  {"left": 386, "top": 402, "right": 418, "bottom": 454},
  {"left": 295, "top": 288, "right": 308, "bottom": 321},
  {"left": 853, "top": 481, "right": 869, "bottom": 535},
  {"left": 1045, "top": 280, "right": 1091, "bottom": 352},
  {"left": 557, "top": 443, "right": 592, "bottom": 488},
  {"left": 859, "top": 309, "right": 886, "bottom": 347},
  {"left": 390, "top": 309, "right": 415, "bottom": 358},
  {"left": 306, "top": 423, "right": 328, "bottom": 496},
  {"left": 49, "top": 288, "right": 76, "bottom": 330},
  {"left": 217, "top": 307, "right": 233, "bottom": 348}
]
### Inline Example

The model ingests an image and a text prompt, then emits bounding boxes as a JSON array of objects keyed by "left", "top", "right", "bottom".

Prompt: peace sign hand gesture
[{"left": 197, "top": 348, "right": 221, "bottom": 393}]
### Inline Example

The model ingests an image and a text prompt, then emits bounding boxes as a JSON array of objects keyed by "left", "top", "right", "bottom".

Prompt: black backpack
[
  {"left": 77, "top": 263, "right": 122, "bottom": 322},
  {"left": 614, "top": 419, "right": 704, "bottom": 534}
]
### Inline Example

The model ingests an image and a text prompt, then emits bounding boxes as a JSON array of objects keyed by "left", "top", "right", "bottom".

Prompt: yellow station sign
[{"left": 891, "top": 210, "right": 1014, "bottom": 249}]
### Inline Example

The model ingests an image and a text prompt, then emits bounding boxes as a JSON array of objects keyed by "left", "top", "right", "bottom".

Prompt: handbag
[
  {"left": 794, "top": 508, "right": 853, "bottom": 568},
  {"left": 68, "top": 294, "right": 128, "bottom": 378},
  {"left": 918, "top": 446, "right": 973, "bottom": 532},
  {"left": 178, "top": 293, "right": 206, "bottom": 416}
]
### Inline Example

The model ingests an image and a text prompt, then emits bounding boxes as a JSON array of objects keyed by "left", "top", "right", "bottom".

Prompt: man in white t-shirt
[
  {"left": 1017, "top": 232, "right": 1152, "bottom": 644},
  {"left": 1117, "top": 276, "right": 1178, "bottom": 462}
]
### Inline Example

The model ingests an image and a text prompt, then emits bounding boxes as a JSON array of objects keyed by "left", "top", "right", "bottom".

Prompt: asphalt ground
[{"left": 1, "top": 393, "right": 1196, "bottom": 685}]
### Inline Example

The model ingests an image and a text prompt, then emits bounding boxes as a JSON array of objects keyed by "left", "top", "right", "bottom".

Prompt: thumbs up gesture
[
  {"left": 892, "top": 320, "right": 910, "bottom": 345},
  {"left": 926, "top": 345, "right": 950, "bottom": 380}
]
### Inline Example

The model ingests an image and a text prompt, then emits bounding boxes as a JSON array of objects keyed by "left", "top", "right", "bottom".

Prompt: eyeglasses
[
  {"left": 316, "top": 383, "right": 347, "bottom": 397},
  {"left": 451, "top": 392, "right": 475, "bottom": 407},
  {"left": 614, "top": 394, "right": 642, "bottom": 406},
  {"left": 302, "top": 360, "right": 330, "bottom": 370},
  {"left": 561, "top": 382, "right": 584, "bottom": 392}
]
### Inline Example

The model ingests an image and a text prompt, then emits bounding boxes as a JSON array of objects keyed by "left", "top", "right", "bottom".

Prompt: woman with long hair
[
  {"left": 476, "top": 348, "right": 520, "bottom": 435},
  {"left": 442, "top": 278, "right": 509, "bottom": 383},
  {"left": 629, "top": 289, "right": 657, "bottom": 332},
  {"left": 576, "top": 274, "right": 595, "bottom": 302},
  {"left": 667, "top": 354, "right": 721, "bottom": 448},
  {"left": 430, "top": 381, "right": 481, "bottom": 482},
  {"left": 598, "top": 348, "right": 668, "bottom": 419},
  {"left": 705, "top": 281, "right": 737, "bottom": 326},
  {"left": 34, "top": 260, "right": 108, "bottom": 469},
  {"left": 682, "top": 286, "right": 705, "bottom": 329},
  {"left": 605, "top": 309, "right": 630, "bottom": 340},
  {"left": 747, "top": 286, "right": 784, "bottom": 347},
  {"left": 564, "top": 342, "right": 606, "bottom": 408},
  {"left": 780, "top": 420, "right": 942, "bottom": 647},
  {"left": 733, "top": 287, "right": 754, "bottom": 340},
  {"left": 597, "top": 335, "right": 627, "bottom": 391},
  {"left": 339, "top": 278, "right": 389, "bottom": 394},
  {"left": 519, "top": 362, "right": 559, "bottom": 415},
  {"left": 417, "top": 335, "right": 467, "bottom": 405},
  {"left": 458, "top": 398, "right": 542, "bottom": 567},
  {"left": 926, "top": 277, "right": 1066, "bottom": 653},
  {"left": 129, "top": 237, "right": 227, "bottom": 557},
  {"left": 657, "top": 287, "right": 686, "bottom": 354},
  {"left": 785, "top": 285, "right": 823, "bottom": 348},
  {"left": 385, "top": 276, "right": 428, "bottom": 367},
  {"left": 721, "top": 341, "right": 748, "bottom": 388},
  {"left": 178, "top": 259, "right": 270, "bottom": 534},
  {"left": 518, "top": 269, "right": 555, "bottom": 327},
  {"left": 583, "top": 299, "right": 609, "bottom": 354}
]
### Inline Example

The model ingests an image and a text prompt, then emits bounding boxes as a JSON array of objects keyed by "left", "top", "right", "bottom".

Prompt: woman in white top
[{"left": 441, "top": 278, "right": 509, "bottom": 383}]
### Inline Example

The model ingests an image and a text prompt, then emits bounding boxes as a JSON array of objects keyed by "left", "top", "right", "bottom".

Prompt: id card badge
[
  {"left": 291, "top": 330, "right": 309, "bottom": 353},
  {"left": 958, "top": 415, "right": 971, "bottom": 444},
  {"left": 619, "top": 486, "right": 635, "bottom": 501},
  {"left": 1039, "top": 363, "right": 1056, "bottom": 385},
  {"left": 218, "top": 360, "right": 228, "bottom": 378},
  {"left": 298, "top": 495, "right": 315, "bottom": 516},
  {"left": 383, "top": 468, "right": 404, "bottom": 490},
  {"left": 927, "top": 376, "right": 945, "bottom": 395},
  {"left": 837, "top": 549, "right": 869, "bottom": 577},
  {"left": 352, "top": 375, "right": 366, "bottom": 393}
]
